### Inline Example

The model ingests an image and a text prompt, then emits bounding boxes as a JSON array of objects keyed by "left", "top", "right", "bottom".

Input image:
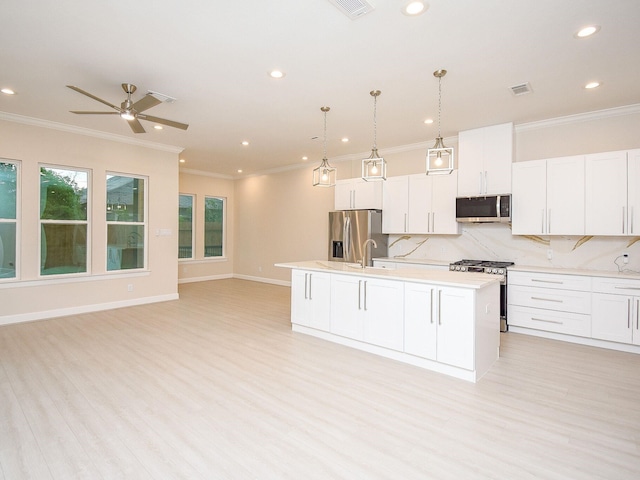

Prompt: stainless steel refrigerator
[{"left": 328, "top": 210, "right": 388, "bottom": 266}]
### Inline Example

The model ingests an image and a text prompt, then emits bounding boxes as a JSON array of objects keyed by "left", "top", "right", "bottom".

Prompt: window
[
  {"left": 0, "top": 160, "right": 18, "bottom": 279},
  {"left": 40, "top": 166, "right": 89, "bottom": 276},
  {"left": 178, "top": 194, "right": 194, "bottom": 259},
  {"left": 106, "top": 174, "right": 146, "bottom": 271},
  {"left": 204, "top": 196, "right": 225, "bottom": 257}
]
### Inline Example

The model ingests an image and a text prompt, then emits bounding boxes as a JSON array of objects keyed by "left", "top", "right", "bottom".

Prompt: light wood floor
[{"left": 1, "top": 279, "right": 639, "bottom": 480}]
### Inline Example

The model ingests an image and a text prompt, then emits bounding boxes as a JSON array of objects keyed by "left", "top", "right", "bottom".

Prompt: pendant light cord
[
  {"left": 373, "top": 93, "right": 377, "bottom": 150},
  {"left": 323, "top": 109, "right": 327, "bottom": 160},
  {"left": 437, "top": 75, "right": 442, "bottom": 139}
]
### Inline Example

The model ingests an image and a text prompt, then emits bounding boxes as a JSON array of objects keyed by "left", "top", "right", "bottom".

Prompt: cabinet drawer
[
  {"left": 508, "top": 271, "right": 591, "bottom": 291},
  {"left": 508, "top": 305, "right": 591, "bottom": 337},
  {"left": 592, "top": 277, "right": 640, "bottom": 295},
  {"left": 508, "top": 285, "right": 591, "bottom": 314}
]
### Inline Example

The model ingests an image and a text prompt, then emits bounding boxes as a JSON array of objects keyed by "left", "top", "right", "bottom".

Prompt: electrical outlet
[
  {"left": 127, "top": 284, "right": 133, "bottom": 292},
  {"left": 547, "top": 249, "right": 553, "bottom": 260},
  {"left": 623, "top": 253, "right": 629, "bottom": 264}
]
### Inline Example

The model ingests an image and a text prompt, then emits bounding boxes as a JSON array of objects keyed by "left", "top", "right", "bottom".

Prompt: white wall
[{"left": 0, "top": 119, "right": 180, "bottom": 324}]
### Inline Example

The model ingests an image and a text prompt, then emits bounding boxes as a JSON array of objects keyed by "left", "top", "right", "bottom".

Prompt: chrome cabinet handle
[
  {"left": 628, "top": 298, "right": 632, "bottom": 329},
  {"left": 531, "top": 279, "right": 563, "bottom": 284},
  {"left": 438, "top": 289, "right": 442, "bottom": 325},
  {"left": 308, "top": 274, "right": 312, "bottom": 300},
  {"left": 531, "top": 296, "right": 563, "bottom": 303},
  {"left": 484, "top": 171, "right": 488, "bottom": 194},
  {"left": 636, "top": 299, "right": 639, "bottom": 330},
  {"left": 431, "top": 212, "right": 435, "bottom": 232},
  {"left": 404, "top": 213, "right": 408, "bottom": 233},
  {"left": 358, "top": 280, "right": 362, "bottom": 310},
  {"left": 363, "top": 281, "right": 368, "bottom": 311},
  {"left": 430, "top": 288, "right": 434, "bottom": 324},
  {"left": 304, "top": 273, "right": 308, "bottom": 299},
  {"left": 532, "top": 317, "right": 563, "bottom": 325}
]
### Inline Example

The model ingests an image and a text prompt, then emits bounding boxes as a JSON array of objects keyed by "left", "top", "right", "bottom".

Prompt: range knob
[
  {"left": 461, "top": 266, "right": 467, "bottom": 272},
  {"left": 497, "top": 268, "right": 505, "bottom": 275},
  {"left": 492, "top": 268, "right": 498, "bottom": 274}
]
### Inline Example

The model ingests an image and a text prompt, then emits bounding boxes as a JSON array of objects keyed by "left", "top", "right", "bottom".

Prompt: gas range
[{"left": 449, "top": 259, "right": 514, "bottom": 275}]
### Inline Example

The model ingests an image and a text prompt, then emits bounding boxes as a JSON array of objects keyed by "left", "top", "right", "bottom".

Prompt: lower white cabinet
[
  {"left": 404, "top": 283, "right": 474, "bottom": 370},
  {"left": 330, "top": 274, "right": 404, "bottom": 351},
  {"left": 291, "top": 270, "right": 331, "bottom": 331},
  {"left": 592, "top": 278, "right": 640, "bottom": 346}
]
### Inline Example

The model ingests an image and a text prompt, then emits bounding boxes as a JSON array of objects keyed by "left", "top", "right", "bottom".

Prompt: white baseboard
[
  {"left": 0, "top": 293, "right": 179, "bottom": 326},
  {"left": 178, "top": 273, "right": 233, "bottom": 284},
  {"left": 232, "top": 274, "right": 290, "bottom": 287}
]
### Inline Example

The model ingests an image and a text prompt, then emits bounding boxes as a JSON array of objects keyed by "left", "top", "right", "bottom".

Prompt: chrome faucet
[{"left": 361, "top": 239, "right": 377, "bottom": 268}]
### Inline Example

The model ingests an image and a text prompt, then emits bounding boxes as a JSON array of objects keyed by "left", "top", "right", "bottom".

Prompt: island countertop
[{"left": 275, "top": 260, "right": 499, "bottom": 289}]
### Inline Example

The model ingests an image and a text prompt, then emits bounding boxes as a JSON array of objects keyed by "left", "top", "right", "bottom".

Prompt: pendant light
[
  {"left": 313, "top": 107, "right": 337, "bottom": 187},
  {"left": 426, "top": 69, "right": 454, "bottom": 175},
  {"left": 362, "top": 90, "right": 386, "bottom": 181}
]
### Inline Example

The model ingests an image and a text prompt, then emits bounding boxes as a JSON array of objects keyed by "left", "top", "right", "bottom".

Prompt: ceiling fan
[{"left": 66, "top": 83, "right": 189, "bottom": 133}]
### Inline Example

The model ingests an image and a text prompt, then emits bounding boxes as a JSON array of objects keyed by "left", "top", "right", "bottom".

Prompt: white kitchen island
[{"left": 276, "top": 260, "right": 501, "bottom": 382}]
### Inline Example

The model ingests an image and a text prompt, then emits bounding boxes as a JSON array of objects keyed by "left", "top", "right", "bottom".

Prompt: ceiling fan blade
[
  {"left": 128, "top": 118, "right": 146, "bottom": 133},
  {"left": 132, "top": 94, "right": 162, "bottom": 113},
  {"left": 70, "top": 111, "right": 120, "bottom": 115},
  {"left": 139, "top": 114, "right": 189, "bottom": 130},
  {"left": 66, "top": 85, "right": 120, "bottom": 111}
]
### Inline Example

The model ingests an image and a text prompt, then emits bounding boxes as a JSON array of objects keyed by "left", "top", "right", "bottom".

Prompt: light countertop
[
  {"left": 372, "top": 257, "right": 451, "bottom": 267},
  {"left": 275, "top": 260, "right": 499, "bottom": 289},
  {"left": 509, "top": 264, "right": 640, "bottom": 280}
]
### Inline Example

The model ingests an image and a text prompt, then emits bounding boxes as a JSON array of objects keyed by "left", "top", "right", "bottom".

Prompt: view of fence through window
[
  {"left": 204, "top": 197, "right": 224, "bottom": 257},
  {"left": 0, "top": 161, "right": 18, "bottom": 279}
]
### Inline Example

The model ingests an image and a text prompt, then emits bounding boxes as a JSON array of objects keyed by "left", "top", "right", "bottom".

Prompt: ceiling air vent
[
  {"left": 326, "top": 0, "right": 375, "bottom": 20},
  {"left": 510, "top": 82, "right": 533, "bottom": 96}
]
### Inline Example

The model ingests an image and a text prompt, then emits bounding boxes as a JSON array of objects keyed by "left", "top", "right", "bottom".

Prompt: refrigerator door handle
[{"left": 343, "top": 216, "right": 350, "bottom": 261}]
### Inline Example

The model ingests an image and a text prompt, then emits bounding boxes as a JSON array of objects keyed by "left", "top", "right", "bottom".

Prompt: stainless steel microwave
[{"left": 456, "top": 194, "right": 511, "bottom": 223}]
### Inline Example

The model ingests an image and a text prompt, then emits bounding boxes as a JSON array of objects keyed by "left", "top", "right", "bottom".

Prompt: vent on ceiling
[
  {"left": 510, "top": 82, "right": 533, "bottom": 96},
  {"left": 147, "top": 90, "right": 176, "bottom": 103},
  {"left": 326, "top": 0, "right": 375, "bottom": 20}
]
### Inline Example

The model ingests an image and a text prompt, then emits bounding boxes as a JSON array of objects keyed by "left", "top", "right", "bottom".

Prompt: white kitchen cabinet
[
  {"left": 507, "top": 271, "right": 591, "bottom": 338},
  {"left": 382, "top": 173, "right": 459, "bottom": 234},
  {"left": 511, "top": 155, "right": 585, "bottom": 235},
  {"left": 592, "top": 277, "right": 640, "bottom": 346},
  {"left": 404, "top": 282, "right": 475, "bottom": 370},
  {"left": 335, "top": 178, "right": 383, "bottom": 210},
  {"left": 585, "top": 149, "right": 640, "bottom": 235},
  {"left": 458, "top": 122, "right": 513, "bottom": 196},
  {"left": 291, "top": 270, "right": 331, "bottom": 331},
  {"left": 330, "top": 274, "right": 404, "bottom": 351}
]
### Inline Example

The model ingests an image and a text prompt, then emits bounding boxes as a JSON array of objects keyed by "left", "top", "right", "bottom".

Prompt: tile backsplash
[{"left": 388, "top": 224, "right": 640, "bottom": 274}]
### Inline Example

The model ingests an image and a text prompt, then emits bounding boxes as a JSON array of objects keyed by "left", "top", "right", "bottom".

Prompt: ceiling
[{"left": 1, "top": 0, "right": 639, "bottom": 178}]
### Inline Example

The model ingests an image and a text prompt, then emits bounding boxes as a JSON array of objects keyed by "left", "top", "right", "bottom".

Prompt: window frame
[
  {"left": 178, "top": 193, "right": 195, "bottom": 260},
  {"left": 39, "top": 164, "right": 91, "bottom": 277},
  {"left": 106, "top": 172, "right": 148, "bottom": 272},
  {"left": 203, "top": 195, "right": 226, "bottom": 259},
  {"left": 0, "top": 158, "right": 20, "bottom": 281}
]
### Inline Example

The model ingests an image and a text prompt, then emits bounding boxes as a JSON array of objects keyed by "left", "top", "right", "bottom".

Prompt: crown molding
[
  {"left": 179, "top": 167, "right": 234, "bottom": 180},
  {"left": 515, "top": 103, "right": 640, "bottom": 132},
  {"left": 0, "top": 111, "right": 185, "bottom": 154}
]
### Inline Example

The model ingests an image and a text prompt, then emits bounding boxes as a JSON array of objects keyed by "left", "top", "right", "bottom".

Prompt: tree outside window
[
  {"left": 178, "top": 194, "right": 194, "bottom": 259},
  {"left": 204, "top": 197, "right": 224, "bottom": 257},
  {"left": 0, "top": 161, "right": 18, "bottom": 279}
]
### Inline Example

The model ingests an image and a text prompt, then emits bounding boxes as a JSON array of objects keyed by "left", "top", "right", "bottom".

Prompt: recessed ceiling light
[
  {"left": 269, "top": 70, "right": 285, "bottom": 79},
  {"left": 402, "top": 1, "right": 428, "bottom": 16},
  {"left": 242, "top": 141, "right": 249, "bottom": 146},
  {"left": 179, "top": 158, "right": 186, "bottom": 163},
  {"left": 424, "top": 118, "right": 434, "bottom": 124},
  {"left": 154, "top": 125, "right": 163, "bottom": 130},
  {"left": 341, "top": 137, "right": 349, "bottom": 143},
  {"left": 302, "top": 156, "right": 308, "bottom": 161},
  {"left": 237, "top": 169, "right": 243, "bottom": 173},
  {"left": 585, "top": 81, "right": 601, "bottom": 89},
  {"left": 575, "top": 25, "right": 600, "bottom": 38},
  {"left": 1, "top": 88, "right": 15, "bottom": 95}
]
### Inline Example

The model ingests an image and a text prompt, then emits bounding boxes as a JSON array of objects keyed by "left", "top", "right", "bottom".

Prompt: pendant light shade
[
  {"left": 426, "top": 69, "right": 454, "bottom": 175},
  {"left": 313, "top": 106, "right": 336, "bottom": 187},
  {"left": 362, "top": 90, "right": 386, "bottom": 181}
]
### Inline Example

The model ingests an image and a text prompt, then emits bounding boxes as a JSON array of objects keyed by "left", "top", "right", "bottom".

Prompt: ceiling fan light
[{"left": 120, "top": 111, "right": 135, "bottom": 121}]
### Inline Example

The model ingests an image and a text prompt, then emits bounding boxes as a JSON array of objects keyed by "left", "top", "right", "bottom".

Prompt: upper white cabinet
[
  {"left": 335, "top": 178, "right": 383, "bottom": 210},
  {"left": 585, "top": 149, "right": 640, "bottom": 235},
  {"left": 382, "top": 173, "right": 460, "bottom": 235},
  {"left": 511, "top": 155, "right": 585, "bottom": 235},
  {"left": 457, "top": 122, "right": 514, "bottom": 196}
]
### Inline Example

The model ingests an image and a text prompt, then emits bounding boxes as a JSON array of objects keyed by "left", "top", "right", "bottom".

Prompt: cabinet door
[
  {"left": 404, "top": 282, "right": 437, "bottom": 360},
  {"left": 430, "top": 171, "right": 460, "bottom": 234},
  {"left": 628, "top": 149, "right": 640, "bottom": 236},
  {"left": 592, "top": 293, "right": 633, "bottom": 344},
  {"left": 511, "top": 160, "right": 547, "bottom": 235},
  {"left": 407, "top": 174, "right": 430, "bottom": 233},
  {"left": 335, "top": 180, "right": 353, "bottom": 210},
  {"left": 457, "top": 127, "right": 485, "bottom": 196},
  {"left": 585, "top": 151, "right": 627, "bottom": 235},
  {"left": 382, "top": 176, "right": 409, "bottom": 233},
  {"left": 308, "top": 272, "right": 331, "bottom": 331},
  {"left": 330, "top": 275, "right": 363, "bottom": 339},
  {"left": 362, "top": 278, "right": 404, "bottom": 350},
  {"left": 353, "top": 179, "right": 383, "bottom": 210},
  {"left": 291, "top": 270, "right": 310, "bottom": 327},
  {"left": 436, "top": 287, "right": 475, "bottom": 370},
  {"left": 481, "top": 122, "right": 513, "bottom": 195},
  {"left": 547, "top": 155, "right": 585, "bottom": 235}
]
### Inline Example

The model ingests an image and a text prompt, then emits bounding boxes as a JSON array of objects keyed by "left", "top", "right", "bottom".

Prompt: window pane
[
  {"left": 0, "top": 162, "right": 17, "bottom": 219},
  {"left": 106, "top": 175, "right": 144, "bottom": 222},
  {"left": 40, "top": 167, "right": 88, "bottom": 220},
  {"left": 0, "top": 223, "right": 16, "bottom": 279},
  {"left": 107, "top": 225, "right": 144, "bottom": 270},
  {"left": 204, "top": 197, "right": 224, "bottom": 257},
  {"left": 41, "top": 224, "right": 87, "bottom": 275},
  {"left": 178, "top": 194, "right": 193, "bottom": 259}
]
